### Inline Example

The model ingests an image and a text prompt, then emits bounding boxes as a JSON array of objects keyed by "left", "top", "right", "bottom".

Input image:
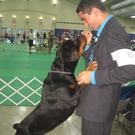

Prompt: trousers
[{"left": 82, "top": 118, "right": 113, "bottom": 135}]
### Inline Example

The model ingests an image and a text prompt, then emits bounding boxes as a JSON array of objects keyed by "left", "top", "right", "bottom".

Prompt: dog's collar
[{"left": 49, "top": 70, "right": 73, "bottom": 74}]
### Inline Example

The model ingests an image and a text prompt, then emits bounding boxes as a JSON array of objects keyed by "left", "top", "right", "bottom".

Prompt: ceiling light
[
  {"left": 53, "top": 0, "right": 57, "bottom": 6},
  {"left": 13, "top": 15, "right": 16, "bottom": 19},
  {"left": 39, "top": 16, "right": 43, "bottom": 20},
  {"left": 101, "top": 0, "right": 106, "bottom": 2},
  {"left": 52, "top": 17, "right": 56, "bottom": 21},
  {"left": 131, "top": 15, "right": 135, "bottom": 18},
  {"left": 26, "top": 16, "right": 29, "bottom": 20}
]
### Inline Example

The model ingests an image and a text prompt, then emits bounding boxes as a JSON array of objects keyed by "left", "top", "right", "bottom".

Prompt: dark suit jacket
[{"left": 76, "top": 17, "right": 135, "bottom": 123}]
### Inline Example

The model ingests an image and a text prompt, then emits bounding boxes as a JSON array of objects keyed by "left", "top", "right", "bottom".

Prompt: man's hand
[
  {"left": 77, "top": 71, "right": 91, "bottom": 85},
  {"left": 81, "top": 30, "right": 93, "bottom": 45},
  {"left": 77, "top": 61, "right": 98, "bottom": 85}
]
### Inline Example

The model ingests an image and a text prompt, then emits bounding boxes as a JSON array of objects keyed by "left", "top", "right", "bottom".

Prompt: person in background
[
  {"left": 8, "top": 30, "right": 11, "bottom": 39},
  {"left": 0, "top": 35, "right": 4, "bottom": 42},
  {"left": 76, "top": 0, "right": 135, "bottom": 135},
  {"left": 40, "top": 32, "right": 43, "bottom": 40},
  {"left": 27, "top": 29, "right": 34, "bottom": 54},
  {"left": 10, "top": 35, "right": 15, "bottom": 43},
  {"left": 23, "top": 31, "right": 26, "bottom": 42},
  {"left": 48, "top": 30, "right": 54, "bottom": 54},
  {"left": 43, "top": 32, "right": 46, "bottom": 40},
  {"left": 4, "top": 30, "right": 8, "bottom": 40},
  {"left": 36, "top": 32, "right": 40, "bottom": 41},
  {"left": 16, "top": 32, "right": 20, "bottom": 42}
]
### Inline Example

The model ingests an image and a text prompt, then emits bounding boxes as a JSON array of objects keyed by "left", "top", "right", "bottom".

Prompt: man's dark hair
[{"left": 76, "top": 0, "right": 106, "bottom": 14}]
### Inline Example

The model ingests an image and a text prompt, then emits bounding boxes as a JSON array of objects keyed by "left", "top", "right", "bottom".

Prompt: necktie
[{"left": 88, "top": 35, "right": 98, "bottom": 63}]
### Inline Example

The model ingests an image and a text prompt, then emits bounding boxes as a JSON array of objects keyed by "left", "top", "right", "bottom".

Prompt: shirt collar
[{"left": 97, "top": 14, "right": 114, "bottom": 37}]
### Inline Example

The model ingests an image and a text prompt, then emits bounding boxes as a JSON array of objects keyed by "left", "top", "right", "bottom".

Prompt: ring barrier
[
  {"left": 0, "top": 39, "right": 60, "bottom": 52},
  {"left": 0, "top": 77, "right": 43, "bottom": 106},
  {"left": 0, "top": 76, "right": 134, "bottom": 106},
  {"left": 0, "top": 43, "right": 28, "bottom": 51}
]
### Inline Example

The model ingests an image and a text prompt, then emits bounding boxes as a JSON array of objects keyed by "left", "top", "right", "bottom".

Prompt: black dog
[{"left": 13, "top": 35, "right": 97, "bottom": 135}]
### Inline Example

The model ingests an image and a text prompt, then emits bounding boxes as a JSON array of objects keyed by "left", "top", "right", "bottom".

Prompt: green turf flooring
[
  {"left": 0, "top": 50, "right": 85, "bottom": 106},
  {"left": 0, "top": 50, "right": 85, "bottom": 81}
]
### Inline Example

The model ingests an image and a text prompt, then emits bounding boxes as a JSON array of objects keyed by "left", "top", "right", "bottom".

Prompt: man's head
[
  {"left": 76, "top": 0, "right": 106, "bottom": 14},
  {"left": 76, "top": 0, "right": 108, "bottom": 29}
]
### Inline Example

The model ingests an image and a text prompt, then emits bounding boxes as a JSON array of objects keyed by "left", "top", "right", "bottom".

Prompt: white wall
[{"left": 0, "top": 0, "right": 84, "bottom": 31}]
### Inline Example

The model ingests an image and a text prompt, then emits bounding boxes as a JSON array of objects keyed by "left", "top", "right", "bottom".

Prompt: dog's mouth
[{"left": 73, "top": 34, "right": 87, "bottom": 58}]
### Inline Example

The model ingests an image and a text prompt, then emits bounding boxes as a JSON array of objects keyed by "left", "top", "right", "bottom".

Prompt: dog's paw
[
  {"left": 13, "top": 123, "right": 20, "bottom": 129},
  {"left": 86, "top": 61, "right": 98, "bottom": 71},
  {"left": 13, "top": 123, "right": 27, "bottom": 135}
]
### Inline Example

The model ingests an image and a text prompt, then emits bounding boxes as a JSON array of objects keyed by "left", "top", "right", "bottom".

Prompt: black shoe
[{"left": 29, "top": 52, "right": 32, "bottom": 54}]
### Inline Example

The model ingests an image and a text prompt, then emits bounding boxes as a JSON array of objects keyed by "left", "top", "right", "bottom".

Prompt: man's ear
[{"left": 92, "top": 7, "right": 99, "bottom": 17}]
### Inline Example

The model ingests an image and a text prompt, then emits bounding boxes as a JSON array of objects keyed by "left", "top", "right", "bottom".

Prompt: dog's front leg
[{"left": 86, "top": 61, "right": 98, "bottom": 71}]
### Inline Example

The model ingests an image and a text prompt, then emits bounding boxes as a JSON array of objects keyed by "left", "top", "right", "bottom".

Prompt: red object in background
[{"left": 64, "top": 29, "right": 69, "bottom": 38}]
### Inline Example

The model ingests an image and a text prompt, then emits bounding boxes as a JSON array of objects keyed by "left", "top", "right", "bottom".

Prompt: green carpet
[
  {"left": 0, "top": 49, "right": 85, "bottom": 106},
  {"left": 0, "top": 50, "right": 85, "bottom": 80}
]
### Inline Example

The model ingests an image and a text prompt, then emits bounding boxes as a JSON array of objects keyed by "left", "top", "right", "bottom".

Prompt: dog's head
[
  {"left": 59, "top": 34, "right": 87, "bottom": 62},
  {"left": 55, "top": 34, "right": 87, "bottom": 72}
]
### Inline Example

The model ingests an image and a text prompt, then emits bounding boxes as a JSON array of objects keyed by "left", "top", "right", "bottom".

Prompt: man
[
  {"left": 27, "top": 29, "right": 34, "bottom": 54},
  {"left": 48, "top": 30, "right": 54, "bottom": 54},
  {"left": 76, "top": 0, "right": 135, "bottom": 135},
  {"left": 23, "top": 31, "right": 26, "bottom": 42}
]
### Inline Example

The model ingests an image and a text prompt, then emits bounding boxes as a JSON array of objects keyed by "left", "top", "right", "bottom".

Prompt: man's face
[{"left": 78, "top": 10, "right": 99, "bottom": 30}]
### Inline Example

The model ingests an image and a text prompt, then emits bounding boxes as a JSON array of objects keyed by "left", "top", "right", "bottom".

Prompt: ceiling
[
  {"left": 104, "top": 0, "right": 135, "bottom": 18},
  {"left": 71, "top": 0, "right": 135, "bottom": 18}
]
